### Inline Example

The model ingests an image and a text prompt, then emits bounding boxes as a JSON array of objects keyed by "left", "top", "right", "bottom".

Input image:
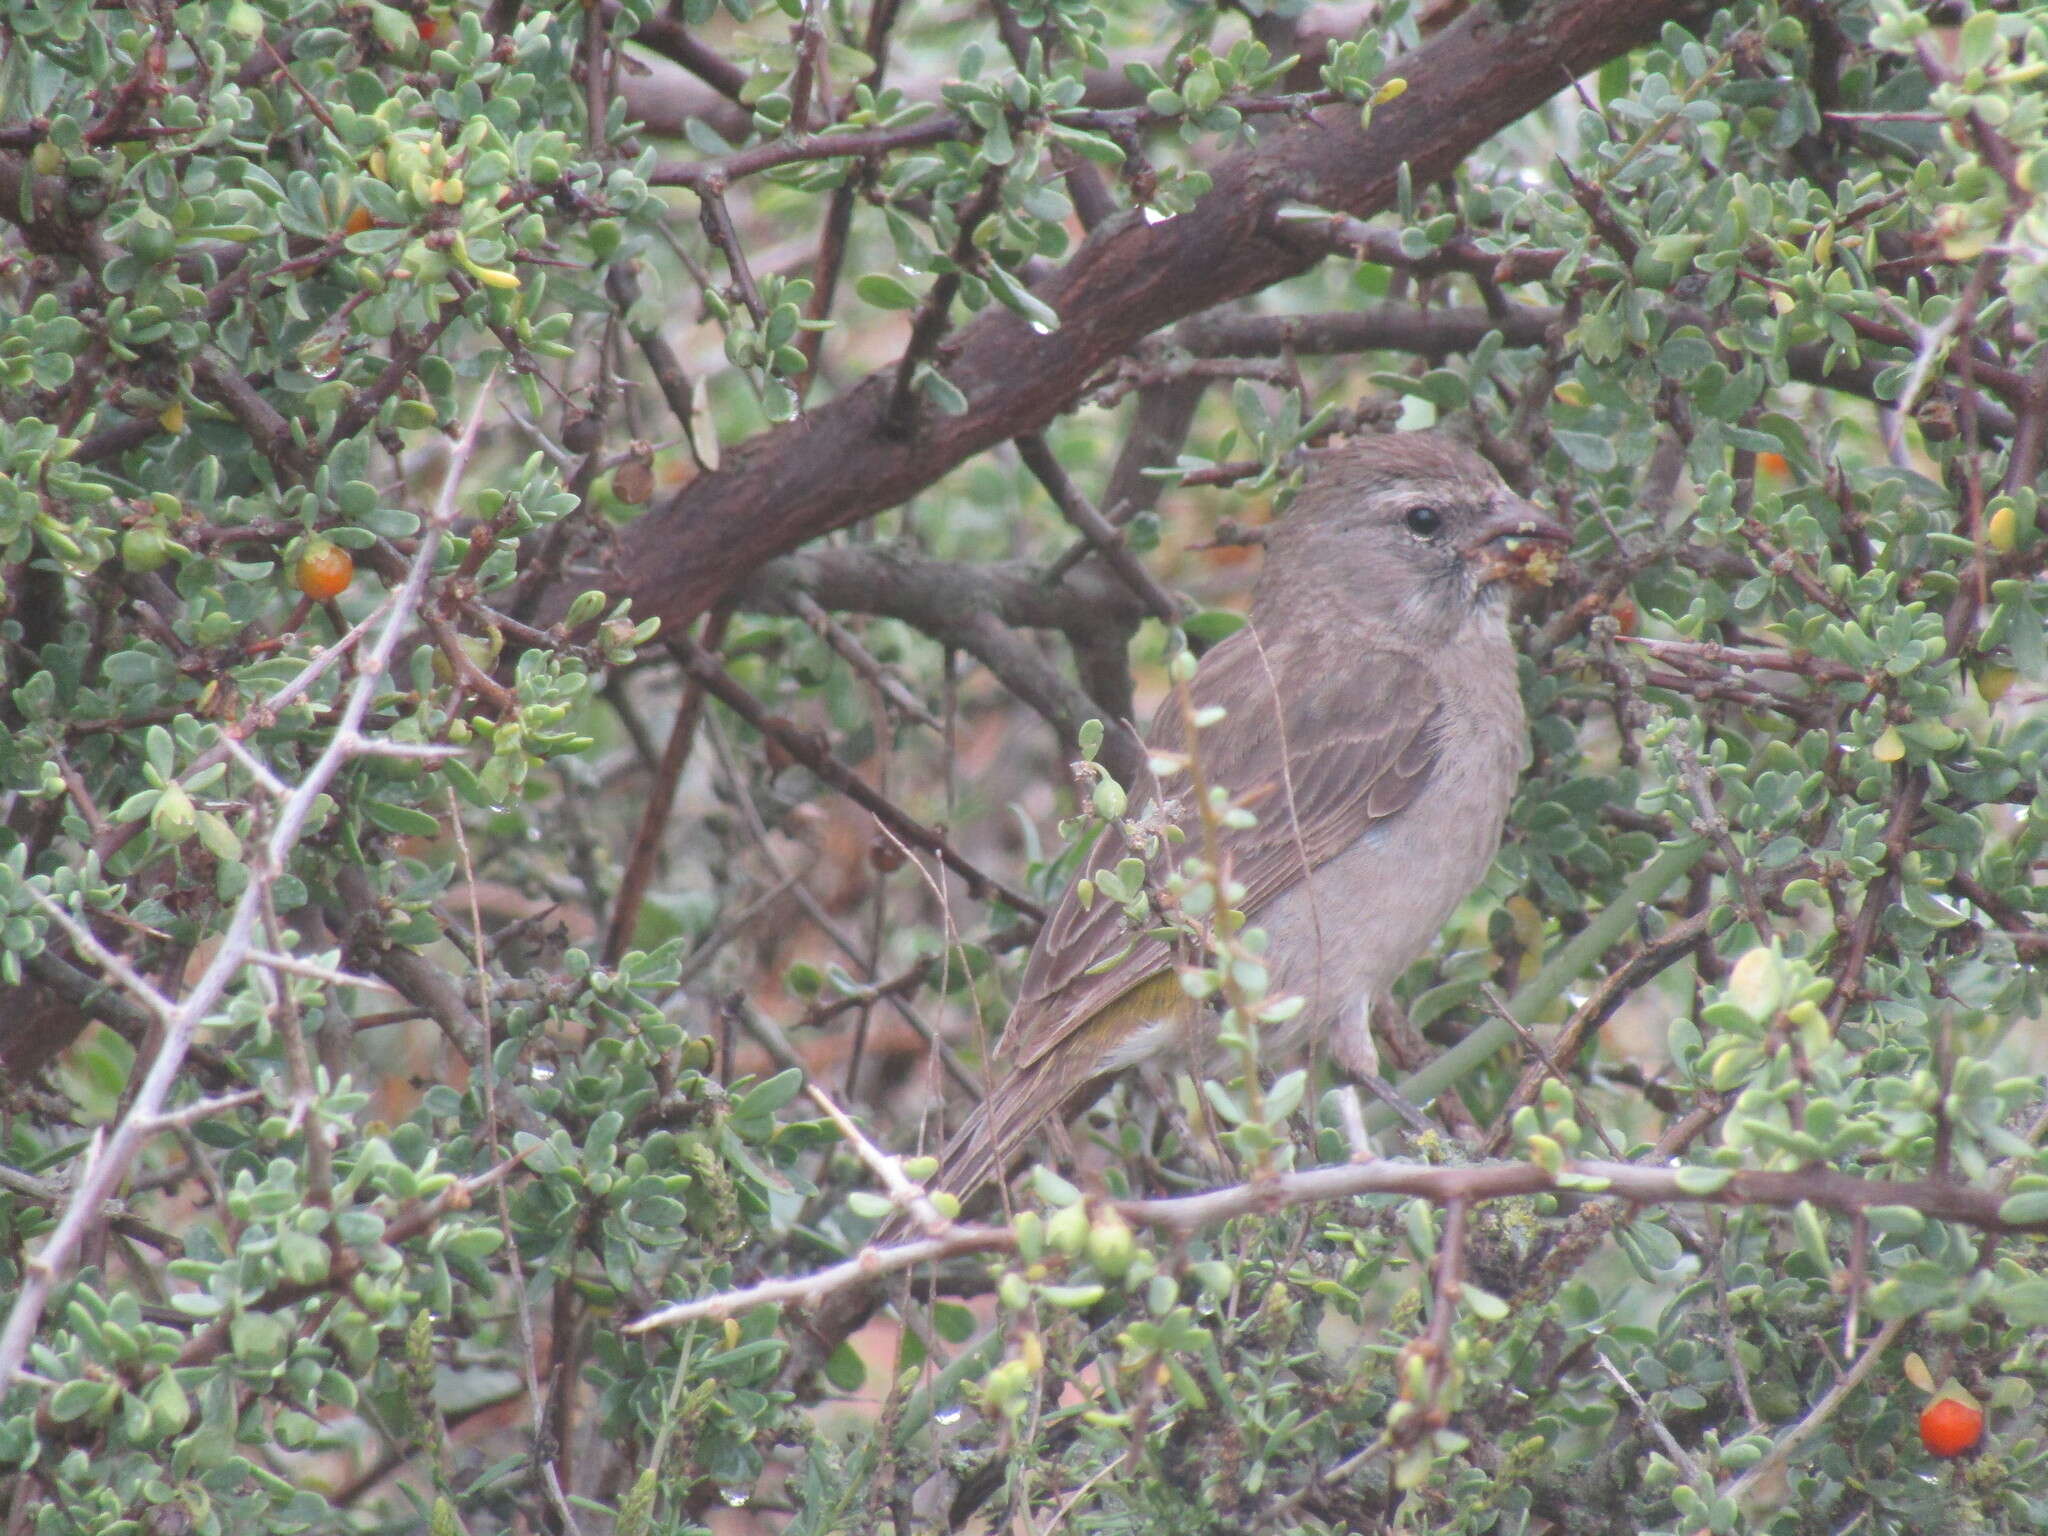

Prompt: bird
[
  {"left": 915, "top": 429, "right": 1569, "bottom": 1213},
  {"left": 794, "top": 429, "right": 1566, "bottom": 1373}
]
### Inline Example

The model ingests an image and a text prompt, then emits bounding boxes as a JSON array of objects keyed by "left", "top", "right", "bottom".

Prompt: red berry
[
  {"left": 295, "top": 540, "right": 354, "bottom": 601},
  {"left": 1919, "top": 1395, "right": 1984, "bottom": 1459}
]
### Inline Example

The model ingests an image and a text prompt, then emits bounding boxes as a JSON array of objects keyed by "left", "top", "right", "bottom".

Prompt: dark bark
[{"left": 598, "top": 0, "right": 1711, "bottom": 633}]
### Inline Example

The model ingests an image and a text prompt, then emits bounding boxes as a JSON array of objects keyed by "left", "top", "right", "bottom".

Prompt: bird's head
[{"left": 1255, "top": 431, "right": 1571, "bottom": 639}]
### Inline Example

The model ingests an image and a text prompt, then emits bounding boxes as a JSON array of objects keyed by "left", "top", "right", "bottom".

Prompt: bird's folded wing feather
[{"left": 1004, "top": 622, "right": 1445, "bottom": 1074}]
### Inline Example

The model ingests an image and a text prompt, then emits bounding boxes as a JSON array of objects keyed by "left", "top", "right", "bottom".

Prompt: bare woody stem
[{"left": 629, "top": 1152, "right": 2048, "bottom": 1333}]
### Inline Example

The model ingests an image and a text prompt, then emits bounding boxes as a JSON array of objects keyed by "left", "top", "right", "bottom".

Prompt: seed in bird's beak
[
  {"left": 1460, "top": 507, "right": 1569, "bottom": 590},
  {"left": 1500, "top": 540, "right": 1564, "bottom": 588}
]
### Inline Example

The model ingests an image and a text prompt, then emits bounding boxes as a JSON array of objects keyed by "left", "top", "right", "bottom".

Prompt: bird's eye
[{"left": 1403, "top": 505, "right": 1443, "bottom": 539}]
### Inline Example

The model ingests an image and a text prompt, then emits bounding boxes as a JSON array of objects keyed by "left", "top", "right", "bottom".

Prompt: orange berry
[
  {"left": 1608, "top": 595, "right": 1639, "bottom": 636},
  {"left": 1756, "top": 451, "right": 1789, "bottom": 479},
  {"left": 295, "top": 540, "right": 355, "bottom": 601},
  {"left": 1919, "top": 1394, "right": 1984, "bottom": 1459},
  {"left": 343, "top": 205, "right": 374, "bottom": 236}
]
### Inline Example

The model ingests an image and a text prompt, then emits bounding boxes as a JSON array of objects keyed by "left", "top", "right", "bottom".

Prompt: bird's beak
[
  {"left": 1459, "top": 499, "right": 1571, "bottom": 554},
  {"left": 1460, "top": 498, "right": 1571, "bottom": 589}
]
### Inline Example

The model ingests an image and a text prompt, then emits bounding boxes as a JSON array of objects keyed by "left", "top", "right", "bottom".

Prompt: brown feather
[{"left": 1006, "top": 626, "right": 1443, "bottom": 1075}]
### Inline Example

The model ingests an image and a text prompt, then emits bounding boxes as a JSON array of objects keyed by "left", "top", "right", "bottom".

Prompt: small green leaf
[
  {"left": 1994, "top": 1279, "right": 2048, "bottom": 1326},
  {"left": 1048, "top": 124, "right": 1125, "bottom": 166},
  {"left": 855, "top": 273, "right": 919, "bottom": 309},
  {"left": 1461, "top": 1286, "right": 1509, "bottom": 1322},
  {"left": 824, "top": 1341, "right": 867, "bottom": 1392},
  {"left": 984, "top": 263, "right": 1057, "bottom": 331},
  {"left": 735, "top": 1067, "right": 805, "bottom": 1119},
  {"left": 1182, "top": 610, "right": 1245, "bottom": 644},
  {"left": 1031, "top": 1166, "right": 1082, "bottom": 1207},
  {"left": 1672, "top": 1165, "right": 1734, "bottom": 1196},
  {"left": 1040, "top": 1283, "right": 1106, "bottom": 1309},
  {"left": 1551, "top": 429, "right": 1617, "bottom": 473},
  {"left": 1997, "top": 1190, "right": 2048, "bottom": 1226},
  {"left": 362, "top": 799, "right": 441, "bottom": 838}
]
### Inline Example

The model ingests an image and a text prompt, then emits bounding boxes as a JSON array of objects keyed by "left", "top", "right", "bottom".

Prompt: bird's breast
[{"left": 1255, "top": 638, "right": 1524, "bottom": 1032}]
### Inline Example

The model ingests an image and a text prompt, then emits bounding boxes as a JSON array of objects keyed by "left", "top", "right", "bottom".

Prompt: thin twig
[
  {"left": 627, "top": 1227, "right": 1015, "bottom": 1330},
  {"left": 803, "top": 1078, "right": 950, "bottom": 1235},
  {"left": 787, "top": 591, "right": 941, "bottom": 730},
  {"left": 696, "top": 713, "right": 978, "bottom": 1097},
  {"left": 673, "top": 636, "right": 1045, "bottom": 919},
  {"left": 628, "top": 1154, "right": 2048, "bottom": 1333},
  {"left": 604, "top": 611, "right": 730, "bottom": 964},
  {"left": 1598, "top": 1352, "right": 1706, "bottom": 1485},
  {"left": 1015, "top": 434, "right": 1183, "bottom": 625},
  {"left": 696, "top": 183, "right": 768, "bottom": 325},
  {"left": 94, "top": 601, "right": 393, "bottom": 863},
  {"left": 0, "top": 382, "right": 497, "bottom": 1395},
  {"left": 883, "top": 168, "right": 1005, "bottom": 436},
  {"left": 1721, "top": 1317, "right": 1907, "bottom": 1509}
]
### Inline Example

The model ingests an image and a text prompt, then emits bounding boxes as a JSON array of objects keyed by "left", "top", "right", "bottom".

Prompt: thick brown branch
[
  {"left": 600, "top": 0, "right": 1711, "bottom": 631},
  {"left": 736, "top": 544, "right": 1148, "bottom": 786},
  {"left": 1178, "top": 303, "right": 1553, "bottom": 360},
  {"left": 622, "top": 7, "right": 749, "bottom": 103}
]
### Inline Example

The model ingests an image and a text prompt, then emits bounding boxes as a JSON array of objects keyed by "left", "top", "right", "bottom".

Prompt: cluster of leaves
[
  {"left": 1, "top": 1, "right": 2047, "bottom": 1535},
  {"left": 786, "top": 7, "right": 2048, "bottom": 1533}
]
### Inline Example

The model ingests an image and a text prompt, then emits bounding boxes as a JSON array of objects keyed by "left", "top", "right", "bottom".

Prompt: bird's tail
[{"left": 875, "top": 1054, "right": 1068, "bottom": 1243}]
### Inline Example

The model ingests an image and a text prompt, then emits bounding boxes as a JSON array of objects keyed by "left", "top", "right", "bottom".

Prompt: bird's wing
[{"left": 1004, "top": 622, "right": 1445, "bottom": 1073}]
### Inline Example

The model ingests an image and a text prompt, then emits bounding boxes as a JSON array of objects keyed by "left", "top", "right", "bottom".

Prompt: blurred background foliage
[{"left": 2, "top": 0, "right": 2048, "bottom": 1532}]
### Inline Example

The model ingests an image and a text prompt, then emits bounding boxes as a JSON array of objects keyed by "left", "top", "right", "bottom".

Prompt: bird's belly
[{"left": 1249, "top": 807, "right": 1499, "bottom": 1047}]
